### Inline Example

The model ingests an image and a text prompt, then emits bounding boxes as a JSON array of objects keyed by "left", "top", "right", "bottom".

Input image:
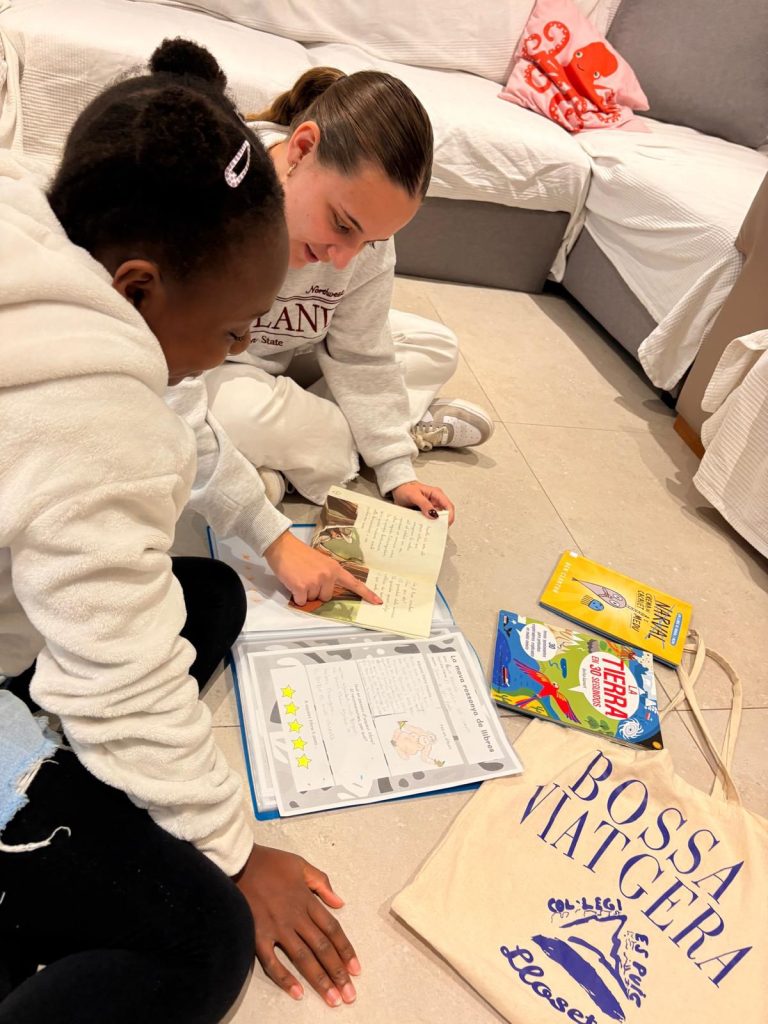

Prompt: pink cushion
[{"left": 499, "top": 0, "right": 649, "bottom": 132}]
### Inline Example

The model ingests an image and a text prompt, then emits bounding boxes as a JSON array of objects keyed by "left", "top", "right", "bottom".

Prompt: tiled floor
[{"left": 181, "top": 276, "right": 768, "bottom": 1023}]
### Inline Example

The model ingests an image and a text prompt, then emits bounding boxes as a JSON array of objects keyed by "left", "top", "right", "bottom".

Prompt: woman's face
[
  {"left": 278, "top": 123, "right": 422, "bottom": 270},
  {"left": 111, "top": 222, "right": 289, "bottom": 385}
]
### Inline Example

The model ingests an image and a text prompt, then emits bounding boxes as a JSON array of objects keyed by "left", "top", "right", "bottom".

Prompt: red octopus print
[
  {"left": 564, "top": 42, "right": 618, "bottom": 109},
  {"left": 521, "top": 20, "right": 621, "bottom": 130}
]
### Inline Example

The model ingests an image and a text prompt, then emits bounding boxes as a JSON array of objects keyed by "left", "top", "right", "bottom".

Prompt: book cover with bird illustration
[
  {"left": 539, "top": 551, "right": 692, "bottom": 667},
  {"left": 491, "top": 612, "right": 663, "bottom": 750}
]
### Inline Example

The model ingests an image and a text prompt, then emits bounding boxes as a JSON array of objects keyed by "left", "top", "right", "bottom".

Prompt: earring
[{"left": 287, "top": 162, "right": 297, "bottom": 178}]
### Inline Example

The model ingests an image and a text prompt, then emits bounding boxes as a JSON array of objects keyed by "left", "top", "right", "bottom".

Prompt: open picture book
[
  {"left": 208, "top": 516, "right": 523, "bottom": 820},
  {"left": 287, "top": 485, "right": 450, "bottom": 640}
]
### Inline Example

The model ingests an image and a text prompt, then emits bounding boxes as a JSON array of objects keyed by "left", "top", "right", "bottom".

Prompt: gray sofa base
[
  {"left": 561, "top": 227, "right": 658, "bottom": 360},
  {"left": 395, "top": 196, "right": 570, "bottom": 293}
]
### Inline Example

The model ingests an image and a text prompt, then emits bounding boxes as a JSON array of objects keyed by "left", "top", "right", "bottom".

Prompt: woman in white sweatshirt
[
  {"left": 0, "top": 39, "right": 362, "bottom": 1024},
  {"left": 205, "top": 68, "right": 495, "bottom": 605}
]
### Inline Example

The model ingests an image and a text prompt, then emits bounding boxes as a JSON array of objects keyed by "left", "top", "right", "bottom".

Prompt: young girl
[
  {"left": 0, "top": 40, "right": 361, "bottom": 1024},
  {"left": 204, "top": 67, "right": 494, "bottom": 605}
]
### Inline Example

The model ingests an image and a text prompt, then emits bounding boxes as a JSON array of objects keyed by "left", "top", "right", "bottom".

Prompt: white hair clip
[{"left": 224, "top": 139, "right": 251, "bottom": 188}]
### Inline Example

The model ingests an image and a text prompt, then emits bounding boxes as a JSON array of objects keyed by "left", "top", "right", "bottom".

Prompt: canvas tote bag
[{"left": 392, "top": 632, "right": 767, "bottom": 1023}]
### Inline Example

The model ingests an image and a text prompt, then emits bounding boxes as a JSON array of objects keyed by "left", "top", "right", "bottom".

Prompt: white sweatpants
[{"left": 205, "top": 310, "right": 458, "bottom": 502}]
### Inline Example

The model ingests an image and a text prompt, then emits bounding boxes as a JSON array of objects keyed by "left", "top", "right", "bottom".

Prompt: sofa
[
  {"left": 0, "top": 0, "right": 607, "bottom": 292},
  {"left": 1, "top": 2, "right": 767, "bottom": 480},
  {"left": 2, "top": 0, "right": 767, "bottom": 387}
]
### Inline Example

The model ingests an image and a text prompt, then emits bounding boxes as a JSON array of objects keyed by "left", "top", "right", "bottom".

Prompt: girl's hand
[
  {"left": 391, "top": 481, "right": 456, "bottom": 525},
  {"left": 236, "top": 845, "right": 360, "bottom": 1007},
  {"left": 264, "top": 529, "right": 381, "bottom": 607}
]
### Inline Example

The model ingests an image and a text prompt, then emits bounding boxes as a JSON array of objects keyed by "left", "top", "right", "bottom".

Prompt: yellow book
[{"left": 540, "top": 551, "right": 692, "bottom": 667}]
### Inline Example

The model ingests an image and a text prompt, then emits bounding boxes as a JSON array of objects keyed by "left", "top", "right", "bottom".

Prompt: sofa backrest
[
  {"left": 608, "top": 0, "right": 768, "bottom": 149},
  {"left": 131, "top": 0, "right": 622, "bottom": 85}
]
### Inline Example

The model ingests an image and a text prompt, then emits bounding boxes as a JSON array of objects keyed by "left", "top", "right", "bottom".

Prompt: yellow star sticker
[
  {"left": 289, "top": 720, "right": 302, "bottom": 733},
  {"left": 284, "top": 702, "right": 299, "bottom": 715},
  {"left": 297, "top": 755, "right": 311, "bottom": 768},
  {"left": 281, "top": 686, "right": 295, "bottom": 698},
  {"left": 292, "top": 737, "right": 305, "bottom": 750}
]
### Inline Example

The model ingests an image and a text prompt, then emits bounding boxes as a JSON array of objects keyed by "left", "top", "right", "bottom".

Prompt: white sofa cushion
[
  {"left": 131, "top": 0, "right": 622, "bottom": 85},
  {"left": 0, "top": 0, "right": 312, "bottom": 160}
]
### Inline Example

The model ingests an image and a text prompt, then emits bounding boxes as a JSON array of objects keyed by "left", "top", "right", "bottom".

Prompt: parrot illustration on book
[{"left": 512, "top": 660, "right": 580, "bottom": 724}]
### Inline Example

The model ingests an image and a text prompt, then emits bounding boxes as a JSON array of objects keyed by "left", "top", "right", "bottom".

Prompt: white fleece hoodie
[{"left": 0, "top": 151, "right": 266, "bottom": 875}]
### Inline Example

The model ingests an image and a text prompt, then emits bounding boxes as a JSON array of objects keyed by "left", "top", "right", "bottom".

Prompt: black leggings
[{"left": 0, "top": 558, "right": 251, "bottom": 1024}]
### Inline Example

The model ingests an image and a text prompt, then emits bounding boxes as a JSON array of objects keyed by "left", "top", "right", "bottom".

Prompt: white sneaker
[
  {"left": 258, "top": 467, "right": 286, "bottom": 506},
  {"left": 411, "top": 398, "right": 495, "bottom": 451}
]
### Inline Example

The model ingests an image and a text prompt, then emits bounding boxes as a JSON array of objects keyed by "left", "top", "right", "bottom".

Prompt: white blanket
[
  {"left": 0, "top": 0, "right": 313, "bottom": 161},
  {"left": 575, "top": 120, "right": 768, "bottom": 389},
  {"left": 694, "top": 330, "right": 768, "bottom": 558},
  {"left": 129, "top": 0, "right": 622, "bottom": 84}
]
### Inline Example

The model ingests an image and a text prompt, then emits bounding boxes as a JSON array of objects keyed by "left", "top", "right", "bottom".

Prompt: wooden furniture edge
[{"left": 674, "top": 415, "right": 705, "bottom": 458}]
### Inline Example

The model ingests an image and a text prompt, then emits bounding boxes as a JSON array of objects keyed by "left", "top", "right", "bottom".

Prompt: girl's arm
[
  {"left": 165, "top": 376, "right": 291, "bottom": 556},
  {"left": 314, "top": 242, "right": 418, "bottom": 496},
  {"left": 166, "top": 377, "right": 381, "bottom": 604}
]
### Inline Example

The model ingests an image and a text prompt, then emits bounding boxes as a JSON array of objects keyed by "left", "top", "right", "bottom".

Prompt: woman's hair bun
[{"left": 149, "top": 37, "right": 228, "bottom": 92}]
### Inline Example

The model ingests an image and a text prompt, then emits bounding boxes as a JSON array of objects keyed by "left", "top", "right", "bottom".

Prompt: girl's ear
[
  {"left": 111, "top": 259, "right": 165, "bottom": 314},
  {"left": 287, "top": 120, "right": 321, "bottom": 166}
]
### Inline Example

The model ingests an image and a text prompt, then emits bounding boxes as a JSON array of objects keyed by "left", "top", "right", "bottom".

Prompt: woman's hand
[
  {"left": 264, "top": 529, "right": 381, "bottom": 607},
  {"left": 391, "top": 481, "right": 455, "bottom": 525},
  {"left": 236, "top": 845, "right": 360, "bottom": 1006}
]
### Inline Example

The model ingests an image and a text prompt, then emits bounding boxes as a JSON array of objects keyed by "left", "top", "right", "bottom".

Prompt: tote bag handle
[{"left": 660, "top": 630, "right": 742, "bottom": 804}]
